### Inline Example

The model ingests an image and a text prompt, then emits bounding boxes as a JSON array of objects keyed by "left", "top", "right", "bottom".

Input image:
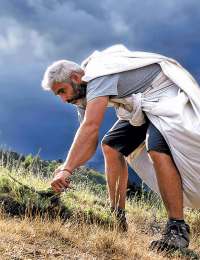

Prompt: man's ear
[{"left": 70, "top": 73, "right": 82, "bottom": 84}]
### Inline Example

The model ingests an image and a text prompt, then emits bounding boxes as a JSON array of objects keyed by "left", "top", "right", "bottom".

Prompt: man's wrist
[{"left": 59, "top": 169, "right": 73, "bottom": 175}]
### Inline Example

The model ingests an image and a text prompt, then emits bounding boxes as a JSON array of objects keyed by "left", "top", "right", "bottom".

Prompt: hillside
[{"left": 0, "top": 154, "right": 200, "bottom": 259}]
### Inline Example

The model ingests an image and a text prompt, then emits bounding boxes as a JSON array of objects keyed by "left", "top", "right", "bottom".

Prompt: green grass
[
  {"left": 0, "top": 164, "right": 187, "bottom": 225},
  {"left": 0, "top": 166, "right": 113, "bottom": 226}
]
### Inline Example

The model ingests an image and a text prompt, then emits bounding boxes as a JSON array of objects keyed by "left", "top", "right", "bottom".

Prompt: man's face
[{"left": 52, "top": 82, "right": 75, "bottom": 103}]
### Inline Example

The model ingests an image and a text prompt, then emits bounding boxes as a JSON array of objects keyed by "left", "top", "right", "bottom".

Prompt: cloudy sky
[{"left": 1, "top": 0, "right": 200, "bottom": 172}]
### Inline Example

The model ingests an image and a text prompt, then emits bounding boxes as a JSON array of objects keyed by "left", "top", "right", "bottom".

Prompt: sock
[{"left": 169, "top": 218, "right": 185, "bottom": 224}]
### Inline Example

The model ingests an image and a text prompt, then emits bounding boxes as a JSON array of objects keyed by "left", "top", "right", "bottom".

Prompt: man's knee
[{"left": 101, "top": 142, "right": 123, "bottom": 160}]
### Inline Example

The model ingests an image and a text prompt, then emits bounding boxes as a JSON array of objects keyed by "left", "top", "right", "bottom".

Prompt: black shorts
[{"left": 101, "top": 119, "right": 171, "bottom": 157}]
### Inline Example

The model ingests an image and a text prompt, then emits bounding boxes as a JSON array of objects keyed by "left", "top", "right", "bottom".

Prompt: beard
[{"left": 67, "top": 81, "right": 87, "bottom": 104}]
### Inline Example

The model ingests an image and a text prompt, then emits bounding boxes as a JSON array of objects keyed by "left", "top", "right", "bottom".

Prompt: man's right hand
[{"left": 51, "top": 169, "right": 72, "bottom": 193}]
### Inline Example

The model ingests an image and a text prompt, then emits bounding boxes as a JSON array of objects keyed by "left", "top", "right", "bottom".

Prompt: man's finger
[
  {"left": 51, "top": 179, "right": 65, "bottom": 192},
  {"left": 51, "top": 179, "right": 70, "bottom": 192},
  {"left": 59, "top": 178, "right": 70, "bottom": 187},
  {"left": 51, "top": 183, "right": 62, "bottom": 193}
]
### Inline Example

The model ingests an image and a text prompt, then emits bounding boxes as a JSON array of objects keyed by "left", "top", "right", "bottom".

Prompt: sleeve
[{"left": 86, "top": 74, "right": 119, "bottom": 102}]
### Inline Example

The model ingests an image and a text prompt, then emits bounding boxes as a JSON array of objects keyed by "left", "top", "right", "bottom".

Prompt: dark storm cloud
[
  {"left": 0, "top": 0, "right": 111, "bottom": 63},
  {"left": 0, "top": 0, "right": 200, "bottom": 166},
  {"left": 1, "top": 0, "right": 200, "bottom": 62}
]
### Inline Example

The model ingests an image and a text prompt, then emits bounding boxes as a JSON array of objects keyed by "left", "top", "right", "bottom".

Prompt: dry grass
[
  {"left": 0, "top": 213, "right": 169, "bottom": 260},
  {"left": 1, "top": 206, "right": 200, "bottom": 260}
]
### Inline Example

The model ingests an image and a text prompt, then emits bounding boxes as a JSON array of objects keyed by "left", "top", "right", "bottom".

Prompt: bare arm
[
  {"left": 64, "top": 96, "right": 108, "bottom": 170},
  {"left": 51, "top": 96, "right": 109, "bottom": 192}
]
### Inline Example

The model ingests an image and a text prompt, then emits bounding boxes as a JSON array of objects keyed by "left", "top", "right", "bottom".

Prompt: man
[{"left": 41, "top": 45, "right": 200, "bottom": 251}]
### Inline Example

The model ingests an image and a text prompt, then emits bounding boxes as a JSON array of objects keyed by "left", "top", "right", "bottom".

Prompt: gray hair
[{"left": 41, "top": 60, "right": 83, "bottom": 90}]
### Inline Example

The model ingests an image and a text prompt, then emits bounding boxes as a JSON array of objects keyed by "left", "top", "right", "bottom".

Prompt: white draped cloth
[{"left": 81, "top": 45, "right": 200, "bottom": 208}]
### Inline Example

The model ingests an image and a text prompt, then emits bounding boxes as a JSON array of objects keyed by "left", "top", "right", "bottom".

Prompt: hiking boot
[
  {"left": 149, "top": 220, "right": 190, "bottom": 252},
  {"left": 111, "top": 207, "right": 128, "bottom": 232}
]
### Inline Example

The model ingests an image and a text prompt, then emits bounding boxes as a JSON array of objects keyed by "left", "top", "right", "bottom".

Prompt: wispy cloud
[{"left": 0, "top": 17, "right": 56, "bottom": 60}]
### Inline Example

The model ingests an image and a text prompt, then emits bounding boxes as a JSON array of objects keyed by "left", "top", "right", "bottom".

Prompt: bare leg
[
  {"left": 149, "top": 151, "right": 183, "bottom": 219},
  {"left": 101, "top": 143, "right": 128, "bottom": 209}
]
